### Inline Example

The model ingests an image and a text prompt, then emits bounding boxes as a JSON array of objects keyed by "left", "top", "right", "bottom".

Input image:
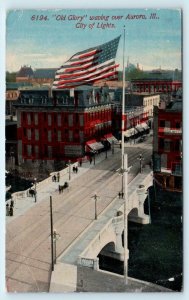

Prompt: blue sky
[{"left": 6, "top": 8, "right": 182, "bottom": 72}]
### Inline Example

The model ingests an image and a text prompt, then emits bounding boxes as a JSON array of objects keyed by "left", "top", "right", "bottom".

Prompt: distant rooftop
[
  {"left": 17, "top": 66, "right": 34, "bottom": 78},
  {"left": 166, "top": 100, "right": 182, "bottom": 111},
  {"left": 34, "top": 68, "right": 57, "bottom": 79},
  {"left": 6, "top": 82, "right": 33, "bottom": 90}
]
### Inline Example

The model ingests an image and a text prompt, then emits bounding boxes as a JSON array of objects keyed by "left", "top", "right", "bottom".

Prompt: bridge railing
[{"left": 11, "top": 161, "right": 79, "bottom": 201}]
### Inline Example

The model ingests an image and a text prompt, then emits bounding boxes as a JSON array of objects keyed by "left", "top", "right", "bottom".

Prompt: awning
[
  {"left": 104, "top": 133, "right": 119, "bottom": 144},
  {"left": 141, "top": 122, "right": 150, "bottom": 130},
  {"left": 135, "top": 124, "right": 145, "bottom": 132},
  {"left": 86, "top": 140, "right": 104, "bottom": 151},
  {"left": 124, "top": 129, "right": 133, "bottom": 138},
  {"left": 124, "top": 128, "right": 138, "bottom": 137}
]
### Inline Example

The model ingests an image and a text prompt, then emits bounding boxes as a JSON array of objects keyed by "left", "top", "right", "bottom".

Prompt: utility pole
[
  {"left": 50, "top": 196, "right": 54, "bottom": 272},
  {"left": 112, "top": 140, "right": 114, "bottom": 155},
  {"left": 138, "top": 154, "right": 144, "bottom": 173},
  {"left": 91, "top": 193, "right": 99, "bottom": 220},
  {"left": 66, "top": 160, "right": 71, "bottom": 181},
  {"left": 123, "top": 154, "right": 131, "bottom": 285},
  {"left": 93, "top": 151, "right": 96, "bottom": 165},
  {"left": 121, "top": 26, "right": 126, "bottom": 195},
  {"left": 34, "top": 178, "right": 37, "bottom": 203}
]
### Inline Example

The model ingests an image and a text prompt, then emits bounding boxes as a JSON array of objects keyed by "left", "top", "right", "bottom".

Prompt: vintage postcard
[{"left": 5, "top": 8, "right": 182, "bottom": 293}]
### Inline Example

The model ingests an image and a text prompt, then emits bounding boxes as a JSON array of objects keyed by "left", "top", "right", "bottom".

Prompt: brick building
[
  {"left": 16, "top": 66, "right": 34, "bottom": 82},
  {"left": 153, "top": 99, "right": 182, "bottom": 192},
  {"left": 131, "top": 79, "right": 182, "bottom": 94},
  {"left": 14, "top": 85, "right": 117, "bottom": 165}
]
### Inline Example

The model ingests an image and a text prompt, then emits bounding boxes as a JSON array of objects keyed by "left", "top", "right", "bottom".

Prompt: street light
[
  {"left": 93, "top": 150, "right": 97, "bottom": 165},
  {"left": 34, "top": 178, "right": 37, "bottom": 202},
  {"left": 112, "top": 140, "right": 114, "bottom": 155},
  {"left": 146, "top": 188, "right": 151, "bottom": 224},
  {"left": 138, "top": 154, "right": 144, "bottom": 173},
  {"left": 66, "top": 160, "right": 71, "bottom": 180},
  {"left": 91, "top": 193, "right": 100, "bottom": 220},
  {"left": 53, "top": 229, "right": 60, "bottom": 264},
  {"left": 105, "top": 140, "right": 108, "bottom": 159}
]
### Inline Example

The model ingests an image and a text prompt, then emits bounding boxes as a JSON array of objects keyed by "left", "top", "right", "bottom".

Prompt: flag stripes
[{"left": 53, "top": 36, "right": 120, "bottom": 89}]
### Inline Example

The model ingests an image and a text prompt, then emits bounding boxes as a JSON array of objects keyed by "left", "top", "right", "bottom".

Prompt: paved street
[{"left": 6, "top": 135, "right": 152, "bottom": 292}]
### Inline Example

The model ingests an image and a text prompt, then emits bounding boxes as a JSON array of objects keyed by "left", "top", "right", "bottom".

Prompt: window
[
  {"left": 35, "top": 146, "right": 39, "bottom": 158},
  {"left": 68, "top": 114, "right": 73, "bottom": 127},
  {"left": 75, "top": 114, "right": 79, "bottom": 124},
  {"left": 27, "top": 113, "right": 31, "bottom": 125},
  {"left": 48, "top": 130, "right": 52, "bottom": 142},
  {"left": 48, "top": 146, "right": 52, "bottom": 158},
  {"left": 175, "top": 122, "right": 181, "bottom": 129},
  {"left": 34, "top": 113, "right": 38, "bottom": 125},
  {"left": 44, "top": 113, "right": 46, "bottom": 122},
  {"left": 57, "top": 131, "right": 61, "bottom": 142},
  {"left": 175, "top": 140, "right": 180, "bottom": 151},
  {"left": 159, "top": 120, "right": 165, "bottom": 127},
  {"left": 164, "top": 140, "right": 170, "bottom": 151},
  {"left": 57, "top": 114, "right": 61, "bottom": 126},
  {"left": 79, "top": 115, "right": 84, "bottom": 126},
  {"left": 27, "top": 129, "right": 31, "bottom": 140},
  {"left": 23, "top": 128, "right": 27, "bottom": 137},
  {"left": 35, "top": 129, "right": 39, "bottom": 141},
  {"left": 69, "top": 130, "right": 73, "bottom": 141},
  {"left": 159, "top": 138, "right": 164, "bottom": 149},
  {"left": 48, "top": 114, "right": 52, "bottom": 126},
  {"left": 27, "top": 145, "right": 32, "bottom": 156}
]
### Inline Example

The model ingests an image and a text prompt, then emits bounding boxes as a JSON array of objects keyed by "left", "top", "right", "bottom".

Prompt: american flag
[{"left": 53, "top": 36, "right": 120, "bottom": 89}]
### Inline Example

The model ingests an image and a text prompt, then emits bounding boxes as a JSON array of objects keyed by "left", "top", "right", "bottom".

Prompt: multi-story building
[
  {"left": 6, "top": 82, "right": 34, "bottom": 116},
  {"left": 14, "top": 85, "right": 117, "bottom": 165},
  {"left": 31, "top": 68, "right": 57, "bottom": 85},
  {"left": 114, "top": 90, "right": 160, "bottom": 130},
  {"left": 16, "top": 66, "right": 34, "bottom": 82},
  {"left": 153, "top": 99, "right": 182, "bottom": 192},
  {"left": 112, "top": 104, "right": 150, "bottom": 141},
  {"left": 131, "top": 78, "right": 182, "bottom": 94}
]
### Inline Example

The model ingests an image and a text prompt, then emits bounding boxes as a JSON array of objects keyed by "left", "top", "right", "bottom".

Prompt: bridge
[
  {"left": 6, "top": 137, "right": 170, "bottom": 292},
  {"left": 50, "top": 167, "right": 153, "bottom": 292}
]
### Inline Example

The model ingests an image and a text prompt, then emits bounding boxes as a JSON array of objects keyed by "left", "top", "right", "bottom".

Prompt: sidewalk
[{"left": 6, "top": 147, "right": 120, "bottom": 224}]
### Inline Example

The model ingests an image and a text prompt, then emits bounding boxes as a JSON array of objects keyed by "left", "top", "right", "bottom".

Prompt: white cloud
[{"left": 6, "top": 51, "right": 69, "bottom": 72}]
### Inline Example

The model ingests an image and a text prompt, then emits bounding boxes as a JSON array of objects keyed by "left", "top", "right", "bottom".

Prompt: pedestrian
[
  {"left": 73, "top": 166, "right": 75, "bottom": 173},
  {"left": 89, "top": 157, "right": 92, "bottom": 164},
  {"left": 75, "top": 166, "right": 78, "bottom": 174},
  {"left": 6, "top": 203, "right": 9, "bottom": 216},
  {"left": 79, "top": 160, "right": 82, "bottom": 167},
  {"left": 9, "top": 205, "right": 13, "bottom": 216},
  {"left": 118, "top": 192, "right": 121, "bottom": 199},
  {"left": 58, "top": 185, "right": 61, "bottom": 194},
  {"left": 10, "top": 199, "right": 14, "bottom": 208},
  {"left": 54, "top": 175, "right": 57, "bottom": 182},
  {"left": 57, "top": 172, "right": 60, "bottom": 182},
  {"left": 121, "top": 192, "right": 124, "bottom": 199}
]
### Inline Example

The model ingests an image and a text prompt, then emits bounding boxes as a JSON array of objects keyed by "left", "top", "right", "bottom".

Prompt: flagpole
[
  {"left": 122, "top": 26, "right": 129, "bottom": 286},
  {"left": 121, "top": 26, "right": 126, "bottom": 194}
]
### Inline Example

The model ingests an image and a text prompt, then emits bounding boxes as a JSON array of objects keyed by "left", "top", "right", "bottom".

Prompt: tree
[{"left": 6, "top": 71, "right": 17, "bottom": 82}]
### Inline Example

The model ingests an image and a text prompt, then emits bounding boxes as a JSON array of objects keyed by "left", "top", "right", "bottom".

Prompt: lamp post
[
  {"left": 112, "top": 140, "right": 114, "bottom": 155},
  {"left": 34, "top": 178, "right": 37, "bottom": 202},
  {"left": 116, "top": 155, "right": 132, "bottom": 285},
  {"left": 66, "top": 160, "right": 71, "bottom": 180},
  {"left": 91, "top": 193, "right": 99, "bottom": 220},
  {"left": 146, "top": 188, "right": 151, "bottom": 224},
  {"left": 53, "top": 229, "right": 60, "bottom": 264},
  {"left": 105, "top": 140, "right": 108, "bottom": 159},
  {"left": 93, "top": 150, "right": 97, "bottom": 165},
  {"left": 50, "top": 196, "right": 54, "bottom": 271},
  {"left": 138, "top": 154, "right": 144, "bottom": 173}
]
